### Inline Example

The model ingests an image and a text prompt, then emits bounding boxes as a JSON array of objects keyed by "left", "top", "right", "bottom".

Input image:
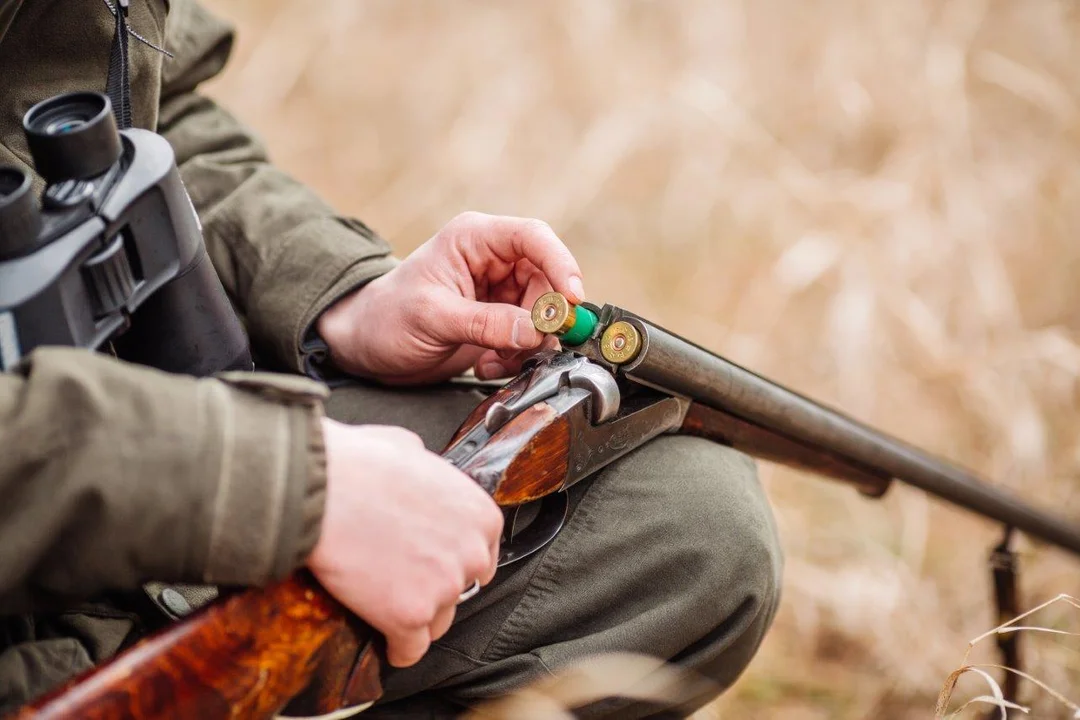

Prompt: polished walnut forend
[
  {"left": 445, "top": 373, "right": 575, "bottom": 506},
  {"left": 458, "top": 403, "right": 571, "bottom": 506}
]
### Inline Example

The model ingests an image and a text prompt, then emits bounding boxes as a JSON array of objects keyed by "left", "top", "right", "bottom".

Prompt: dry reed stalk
[{"left": 936, "top": 593, "right": 1080, "bottom": 719}]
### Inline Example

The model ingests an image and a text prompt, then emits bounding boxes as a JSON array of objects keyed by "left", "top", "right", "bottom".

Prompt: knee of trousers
[
  {"left": 577, "top": 434, "right": 784, "bottom": 676},
  {"left": 367, "top": 436, "right": 784, "bottom": 714}
]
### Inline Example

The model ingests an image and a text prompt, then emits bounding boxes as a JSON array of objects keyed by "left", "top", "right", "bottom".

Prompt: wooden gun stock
[
  {"left": 12, "top": 370, "right": 582, "bottom": 720},
  {"left": 12, "top": 573, "right": 377, "bottom": 719}
]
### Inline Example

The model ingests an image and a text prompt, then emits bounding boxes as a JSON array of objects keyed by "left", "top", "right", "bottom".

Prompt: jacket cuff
[
  {"left": 244, "top": 216, "right": 398, "bottom": 375},
  {"left": 192, "top": 372, "right": 331, "bottom": 585}
]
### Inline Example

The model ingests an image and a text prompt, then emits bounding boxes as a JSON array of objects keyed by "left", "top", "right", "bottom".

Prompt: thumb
[{"left": 433, "top": 295, "right": 543, "bottom": 352}]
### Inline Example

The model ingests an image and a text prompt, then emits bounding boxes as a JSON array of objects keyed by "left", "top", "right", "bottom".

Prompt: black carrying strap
[{"left": 105, "top": 0, "right": 132, "bottom": 130}]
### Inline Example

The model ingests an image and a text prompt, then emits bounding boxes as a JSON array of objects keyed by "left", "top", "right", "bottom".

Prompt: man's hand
[
  {"left": 308, "top": 418, "right": 503, "bottom": 668},
  {"left": 316, "top": 212, "right": 585, "bottom": 384}
]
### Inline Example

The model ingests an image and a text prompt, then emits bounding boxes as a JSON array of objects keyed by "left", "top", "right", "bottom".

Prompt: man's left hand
[{"left": 316, "top": 212, "right": 585, "bottom": 385}]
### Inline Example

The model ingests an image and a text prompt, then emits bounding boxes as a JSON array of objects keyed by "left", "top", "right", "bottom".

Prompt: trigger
[
  {"left": 504, "top": 498, "right": 542, "bottom": 542},
  {"left": 497, "top": 492, "right": 569, "bottom": 567}
]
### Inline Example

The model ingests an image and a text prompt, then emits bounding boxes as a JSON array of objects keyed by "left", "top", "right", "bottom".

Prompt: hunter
[{"left": 0, "top": 1, "right": 782, "bottom": 717}]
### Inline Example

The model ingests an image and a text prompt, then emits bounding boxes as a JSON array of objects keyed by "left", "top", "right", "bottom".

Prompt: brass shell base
[
  {"left": 531, "top": 291, "right": 575, "bottom": 335},
  {"left": 600, "top": 320, "right": 642, "bottom": 364}
]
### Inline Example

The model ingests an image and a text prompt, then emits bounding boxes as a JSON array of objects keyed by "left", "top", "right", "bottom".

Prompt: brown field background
[{"left": 198, "top": 1, "right": 1080, "bottom": 717}]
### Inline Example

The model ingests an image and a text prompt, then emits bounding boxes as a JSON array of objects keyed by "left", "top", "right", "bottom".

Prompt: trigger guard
[{"left": 497, "top": 491, "right": 569, "bottom": 567}]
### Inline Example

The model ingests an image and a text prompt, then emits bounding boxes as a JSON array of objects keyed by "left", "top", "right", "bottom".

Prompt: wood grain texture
[
  {"left": 456, "top": 402, "right": 571, "bottom": 505},
  {"left": 278, "top": 608, "right": 377, "bottom": 715},
  {"left": 14, "top": 572, "right": 371, "bottom": 720},
  {"left": 13, "top": 377, "right": 574, "bottom": 719},
  {"left": 681, "top": 402, "right": 892, "bottom": 497},
  {"left": 492, "top": 412, "right": 571, "bottom": 505}
]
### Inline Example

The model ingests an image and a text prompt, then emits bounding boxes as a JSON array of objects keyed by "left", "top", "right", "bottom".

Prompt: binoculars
[{"left": 0, "top": 91, "right": 251, "bottom": 375}]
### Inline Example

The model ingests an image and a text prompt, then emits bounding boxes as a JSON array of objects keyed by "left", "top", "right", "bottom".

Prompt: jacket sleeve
[
  {"left": 0, "top": 347, "right": 330, "bottom": 615},
  {"left": 157, "top": 0, "right": 399, "bottom": 375}
]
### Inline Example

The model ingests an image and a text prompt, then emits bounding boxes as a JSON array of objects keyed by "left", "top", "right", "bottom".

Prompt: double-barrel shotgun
[{"left": 13, "top": 292, "right": 1080, "bottom": 718}]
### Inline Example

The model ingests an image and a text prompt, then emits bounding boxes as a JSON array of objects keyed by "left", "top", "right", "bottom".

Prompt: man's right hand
[{"left": 307, "top": 418, "right": 503, "bottom": 668}]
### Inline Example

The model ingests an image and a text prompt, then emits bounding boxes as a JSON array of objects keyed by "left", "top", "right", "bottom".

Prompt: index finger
[{"left": 458, "top": 213, "right": 586, "bottom": 304}]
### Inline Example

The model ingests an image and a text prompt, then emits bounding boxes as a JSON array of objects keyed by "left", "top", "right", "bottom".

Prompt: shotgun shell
[
  {"left": 600, "top": 320, "right": 642, "bottom": 364},
  {"left": 531, "top": 291, "right": 598, "bottom": 346}
]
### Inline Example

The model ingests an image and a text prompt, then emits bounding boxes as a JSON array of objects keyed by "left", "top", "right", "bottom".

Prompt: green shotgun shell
[
  {"left": 531, "top": 292, "right": 598, "bottom": 346},
  {"left": 561, "top": 304, "right": 599, "bottom": 345}
]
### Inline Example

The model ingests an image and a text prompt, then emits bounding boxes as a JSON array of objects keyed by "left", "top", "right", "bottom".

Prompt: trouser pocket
[{"left": 0, "top": 602, "right": 141, "bottom": 714}]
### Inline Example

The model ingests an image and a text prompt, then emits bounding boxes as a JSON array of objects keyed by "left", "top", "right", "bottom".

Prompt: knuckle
[
  {"left": 370, "top": 425, "right": 424, "bottom": 448},
  {"left": 392, "top": 595, "right": 436, "bottom": 630},
  {"left": 391, "top": 426, "right": 424, "bottom": 446},
  {"left": 410, "top": 290, "right": 440, "bottom": 321},
  {"left": 452, "top": 210, "right": 487, "bottom": 229},
  {"left": 469, "top": 307, "right": 500, "bottom": 346},
  {"left": 521, "top": 218, "right": 553, "bottom": 237}
]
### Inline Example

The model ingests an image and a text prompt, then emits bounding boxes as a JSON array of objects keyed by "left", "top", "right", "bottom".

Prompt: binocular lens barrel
[
  {"left": 0, "top": 166, "right": 41, "bottom": 259},
  {"left": 23, "top": 92, "right": 122, "bottom": 183}
]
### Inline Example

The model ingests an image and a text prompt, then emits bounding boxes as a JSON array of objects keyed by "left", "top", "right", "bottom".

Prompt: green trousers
[
  {"left": 0, "top": 379, "right": 783, "bottom": 719},
  {"left": 325, "top": 380, "right": 784, "bottom": 718}
]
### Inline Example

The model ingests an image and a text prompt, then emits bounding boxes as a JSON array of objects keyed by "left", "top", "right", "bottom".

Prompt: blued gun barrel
[{"left": 533, "top": 293, "right": 1080, "bottom": 558}]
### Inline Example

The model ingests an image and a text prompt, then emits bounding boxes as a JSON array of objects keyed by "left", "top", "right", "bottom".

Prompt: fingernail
[
  {"left": 567, "top": 276, "right": 585, "bottom": 303},
  {"left": 512, "top": 317, "right": 541, "bottom": 349},
  {"left": 479, "top": 362, "right": 505, "bottom": 379}
]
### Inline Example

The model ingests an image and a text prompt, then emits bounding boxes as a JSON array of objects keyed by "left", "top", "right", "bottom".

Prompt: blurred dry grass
[{"left": 197, "top": 0, "right": 1080, "bottom": 717}]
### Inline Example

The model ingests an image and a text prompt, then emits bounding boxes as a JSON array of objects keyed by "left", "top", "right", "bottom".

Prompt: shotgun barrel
[{"left": 532, "top": 293, "right": 1080, "bottom": 558}]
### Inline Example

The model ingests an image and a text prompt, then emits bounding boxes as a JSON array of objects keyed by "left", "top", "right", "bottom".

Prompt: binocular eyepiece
[
  {"left": 24, "top": 92, "right": 122, "bottom": 182},
  {"left": 0, "top": 92, "right": 122, "bottom": 258},
  {"left": 0, "top": 89, "right": 253, "bottom": 376},
  {"left": 0, "top": 167, "right": 38, "bottom": 257}
]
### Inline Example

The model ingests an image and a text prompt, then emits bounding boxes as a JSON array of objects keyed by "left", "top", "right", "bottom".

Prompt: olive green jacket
[{"left": 0, "top": 0, "right": 396, "bottom": 611}]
